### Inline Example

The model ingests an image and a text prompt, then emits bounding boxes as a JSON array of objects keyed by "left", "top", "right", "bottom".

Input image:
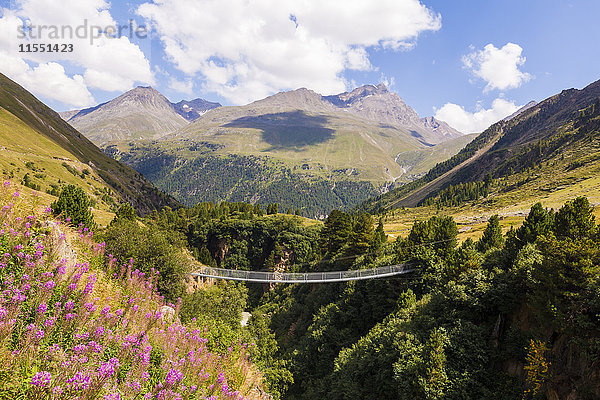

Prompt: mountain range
[
  {"left": 61, "top": 83, "right": 459, "bottom": 147},
  {"left": 59, "top": 84, "right": 471, "bottom": 216},
  {"left": 59, "top": 87, "right": 221, "bottom": 143}
]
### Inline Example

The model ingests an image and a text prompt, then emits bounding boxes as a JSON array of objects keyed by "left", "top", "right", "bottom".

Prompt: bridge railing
[{"left": 190, "top": 263, "right": 414, "bottom": 283}]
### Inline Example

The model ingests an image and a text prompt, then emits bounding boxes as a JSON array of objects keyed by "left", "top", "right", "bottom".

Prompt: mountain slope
[
  {"left": 109, "top": 87, "right": 464, "bottom": 215},
  {"left": 503, "top": 100, "right": 538, "bottom": 121},
  {"left": 69, "top": 84, "right": 469, "bottom": 215},
  {"left": 361, "top": 78, "right": 600, "bottom": 211},
  {"left": 323, "top": 84, "right": 462, "bottom": 144},
  {"left": 172, "top": 98, "right": 221, "bottom": 121},
  {"left": 60, "top": 86, "right": 189, "bottom": 144},
  {"left": 0, "top": 73, "right": 180, "bottom": 214}
]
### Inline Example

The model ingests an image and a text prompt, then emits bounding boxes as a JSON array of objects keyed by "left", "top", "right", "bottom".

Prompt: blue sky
[{"left": 1, "top": 0, "right": 599, "bottom": 133}]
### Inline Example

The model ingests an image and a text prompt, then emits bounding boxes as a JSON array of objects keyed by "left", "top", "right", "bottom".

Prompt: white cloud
[
  {"left": 168, "top": 77, "right": 194, "bottom": 95},
  {"left": 434, "top": 98, "right": 521, "bottom": 134},
  {"left": 138, "top": 0, "right": 441, "bottom": 104},
  {"left": 463, "top": 43, "right": 531, "bottom": 92},
  {"left": 0, "top": 0, "right": 154, "bottom": 108},
  {"left": 0, "top": 54, "right": 94, "bottom": 107}
]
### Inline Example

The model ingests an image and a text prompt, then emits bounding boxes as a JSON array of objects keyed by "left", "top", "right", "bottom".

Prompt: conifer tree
[
  {"left": 554, "top": 197, "right": 595, "bottom": 240},
  {"left": 51, "top": 184, "right": 95, "bottom": 228},
  {"left": 321, "top": 210, "right": 352, "bottom": 254},
  {"left": 477, "top": 214, "right": 503, "bottom": 253},
  {"left": 114, "top": 202, "right": 136, "bottom": 223},
  {"left": 517, "top": 202, "right": 553, "bottom": 244},
  {"left": 349, "top": 213, "right": 374, "bottom": 254},
  {"left": 375, "top": 218, "right": 387, "bottom": 244}
]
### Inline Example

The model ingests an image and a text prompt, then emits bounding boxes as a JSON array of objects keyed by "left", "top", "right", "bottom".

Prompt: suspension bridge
[{"left": 190, "top": 263, "right": 415, "bottom": 283}]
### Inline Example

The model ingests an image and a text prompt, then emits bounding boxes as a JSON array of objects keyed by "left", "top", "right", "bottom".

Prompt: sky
[{"left": 0, "top": 0, "right": 599, "bottom": 133}]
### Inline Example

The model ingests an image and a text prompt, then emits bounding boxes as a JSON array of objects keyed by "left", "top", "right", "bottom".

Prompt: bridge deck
[{"left": 190, "top": 264, "right": 414, "bottom": 283}]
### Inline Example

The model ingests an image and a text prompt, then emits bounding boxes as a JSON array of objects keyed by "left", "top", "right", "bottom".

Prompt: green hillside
[
  {"left": 0, "top": 73, "right": 180, "bottom": 215},
  {"left": 361, "top": 79, "right": 600, "bottom": 213},
  {"left": 108, "top": 90, "right": 470, "bottom": 216}
]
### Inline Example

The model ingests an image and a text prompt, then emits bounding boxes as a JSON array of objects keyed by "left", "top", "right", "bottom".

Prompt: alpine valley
[
  {"left": 3, "top": 2, "right": 600, "bottom": 399},
  {"left": 61, "top": 83, "right": 474, "bottom": 216},
  {"left": 3, "top": 63, "right": 600, "bottom": 400}
]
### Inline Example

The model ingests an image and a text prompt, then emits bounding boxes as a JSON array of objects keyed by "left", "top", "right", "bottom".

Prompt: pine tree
[
  {"left": 114, "top": 202, "right": 136, "bottom": 222},
  {"left": 554, "top": 197, "right": 595, "bottom": 240},
  {"left": 51, "top": 184, "right": 95, "bottom": 228},
  {"left": 267, "top": 203, "right": 279, "bottom": 215},
  {"left": 321, "top": 210, "right": 352, "bottom": 254},
  {"left": 375, "top": 218, "right": 387, "bottom": 244},
  {"left": 349, "top": 213, "right": 374, "bottom": 254},
  {"left": 477, "top": 214, "right": 503, "bottom": 253},
  {"left": 431, "top": 216, "right": 458, "bottom": 256},
  {"left": 517, "top": 202, "right": 553, "bottom": 244}
]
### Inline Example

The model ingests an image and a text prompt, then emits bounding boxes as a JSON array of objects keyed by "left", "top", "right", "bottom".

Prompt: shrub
[{"left": 51, "top": 184, "right": 95, "bottom": 229}]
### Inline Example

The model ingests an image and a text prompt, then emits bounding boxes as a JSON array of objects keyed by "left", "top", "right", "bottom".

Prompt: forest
[
  {"left": 3, "top": 182, "right": 597, "bottom": 398},
  {"left": 114, "top": 146, "right": 379, "bottom": 217},
  {"left": 82, "top": 186, "right": 600, "bottom": 399}
]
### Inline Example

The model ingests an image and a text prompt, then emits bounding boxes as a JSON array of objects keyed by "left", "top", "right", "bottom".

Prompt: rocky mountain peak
[
  {"left": 503, "top": 100, "right": 538, "bottom": 121},
  {"left": 113, "top": 86, "right": 172, "bottom": 108},
  {"left": 323, "top": 83, "right": 390, "bottom": 107},
  {"left": 323, "top": 84, "right": 462, "bottom": 142},
  {"left": 172, "top": 98, "right": 221, "bottom": 121},
  {"left": 252, "top": 87, "right": 332, "bottom": 112}
]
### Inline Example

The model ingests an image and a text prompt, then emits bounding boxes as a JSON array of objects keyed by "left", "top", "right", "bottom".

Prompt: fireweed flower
[
  {"left": 83, "top": 275, "right": 96, "bottom": 295},
  {"left": 157, "top": 389, "right": 182, "bottom": 400},
  {"left": 75, "top": 331, "right": 89, "bottom": 340},
  {"left": 66, "top": 371, "right": 91, "bottom": 391},
  {"left": 166, "top": 368, "right": 183, "bottom": 386},
  {"left": 84, "top": 302, "right": 96, "bottom": 313},
  {"left": 37, "top": 302, "right": 47, "bottom": 315},
  {"left": 98, "top": 358, "right": 119, "bottom": 378},
  {"left": 88, "top": 341, "right": 102, "bottom": 353},
  {"left": 126, "top": 380, "right": 142, "bottom": 391},
  {"left": 31, "top": 371, "right": 52, "bottom": 388},
  {"left": 73, "top": 344, "right": 87, "bottom": 354}
]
